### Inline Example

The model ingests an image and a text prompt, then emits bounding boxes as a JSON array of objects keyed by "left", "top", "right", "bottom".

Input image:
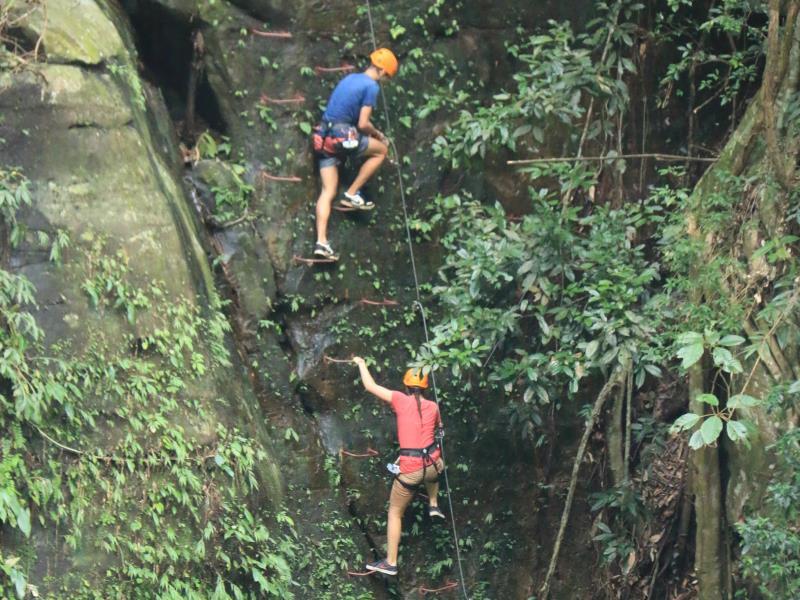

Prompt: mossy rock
[{"left": 13, "top": 0, "right": 126, "bottom": 65}]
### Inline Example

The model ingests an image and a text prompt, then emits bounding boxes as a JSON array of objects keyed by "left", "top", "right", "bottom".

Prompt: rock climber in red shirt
[{"left": 351, "top": 356, "right": 445, "bottom": 576}]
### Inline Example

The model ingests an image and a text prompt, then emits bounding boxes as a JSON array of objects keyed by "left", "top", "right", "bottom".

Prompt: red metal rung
[
  {"left": 314, "top": 64, "right": 356, "bottom": 74},
  {"left": 292, "top": 255, "right": 336, "bottom": 265},
  {"left": 420, "top": 580, "right": 459, "bottom": 594},
  {"left": 323, "top": 355, "right": 353, "bottom": 364},
  {"left": 346, "top": 570, "right": 376, "bottom": 577},
  {"left": 358, "top": 298, "right": 399, "bottom": 307},
  {"left": 260, "top": 94, "right": 306, "bottom": 105},
  {"left": 340, "top": 447, "right": 379, "bottom": 458},
  {"left": 260, "top": 171, "right": 302, "bottom": 183},
  {"left": 251, "top": 28, "right": 293, "bottom": 38}
]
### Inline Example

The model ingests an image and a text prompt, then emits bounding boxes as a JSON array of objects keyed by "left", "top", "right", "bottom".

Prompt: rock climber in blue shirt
[{"left": 311, "top": 48, "right": 398, "bottom": 260}]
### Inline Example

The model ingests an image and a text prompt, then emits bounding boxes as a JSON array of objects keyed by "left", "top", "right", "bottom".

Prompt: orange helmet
[
  {"left": 370, "top": 48, "right": 399, "bottom": 78},
  {"left": 403, "top": 368, "right": 428, "bottom": 389}
]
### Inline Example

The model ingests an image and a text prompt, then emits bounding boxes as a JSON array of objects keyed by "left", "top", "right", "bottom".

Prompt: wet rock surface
[{"left": 0, "top": 0, "right": 618, "bottom": 597}]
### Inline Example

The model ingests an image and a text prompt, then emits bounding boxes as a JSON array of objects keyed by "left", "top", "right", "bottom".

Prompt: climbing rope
[{"left": 363, "top": 1, "right": 469, "bottom": 597}]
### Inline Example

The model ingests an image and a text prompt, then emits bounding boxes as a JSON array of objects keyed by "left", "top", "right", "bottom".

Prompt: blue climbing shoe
[{"left": 366, "top": 558, "right": 397, "bottom": 576}]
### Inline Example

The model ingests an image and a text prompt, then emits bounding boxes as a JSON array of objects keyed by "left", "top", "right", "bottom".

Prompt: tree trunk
[
  {"left": 688, "top": 356, "right": 726, "bottom": 599},
  {"left": 682, "top": 5, "right": 799, "bottom": 598},
  {"left": 607, "top": 382, "right": 625, "bottom": 485}
]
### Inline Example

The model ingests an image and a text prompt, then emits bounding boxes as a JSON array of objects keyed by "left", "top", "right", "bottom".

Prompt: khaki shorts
[{"left": 389, "top": 458, "right": 444, "bottom": 513}]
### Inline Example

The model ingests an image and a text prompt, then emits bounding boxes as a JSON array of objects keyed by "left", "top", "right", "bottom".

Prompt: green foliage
[
  {"left": 257, "top": 104, "right": 278, "bottom": 131},
  {"left": 0, "top": 167, "right": 301, "bottom": 597},
  {"left": 211, "top": 163, "right": 254, "bottom": 223},
  {"left": 433, "top": 2, "right": 640, "bottom": 168},
  {"left": 81, "top": 237, "right": 150, "bottom": 323},
  {"left": 656, "top": 0, "right": 766, "bottom": 109},
  {"left": 737, "top": 427, "right": 800, "bottom": 598},
  {"left": 669, "top": 330, "right": 758, "bottom": 448},
  {"left": 593, "top": 520, "right": 636, "bottom": 569},
  {"left": 0, "top": 167, "right": 31, "bottom": 246},
  {"left": 197, "top": 131, "right": 232, "bottom": 159},
  {"left": 416, "top": 190, "right": 662, "bottom": 437},
  {"left": 590, "top": 481, "right": 645, "bottom": 575}
]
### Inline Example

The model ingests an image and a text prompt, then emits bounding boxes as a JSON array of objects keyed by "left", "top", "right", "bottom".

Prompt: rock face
[{"left": 0, "top": 0, "right": 627, "bottom": 597}]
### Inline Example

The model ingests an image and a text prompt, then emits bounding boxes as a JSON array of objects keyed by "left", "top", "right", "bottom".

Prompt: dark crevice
[
  {"left": 67, "top": 119, "right": 133, "bottom": 130},
  {"left": 3, "top": 27, "right": 39, "bottom": 55},
  {"left": 45, "top": 59, "right": 108, "bottom": 71},
  {"left": 226, "top": 0, "right": 291, "bottom": 28},
  {"left": 122, "top": 0, "right": 227, "bottom": 140}
]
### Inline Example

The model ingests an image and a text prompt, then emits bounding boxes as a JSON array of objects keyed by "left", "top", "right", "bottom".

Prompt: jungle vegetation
[{"left": 1, "top": 0, "right": 799, "bottom": 599}]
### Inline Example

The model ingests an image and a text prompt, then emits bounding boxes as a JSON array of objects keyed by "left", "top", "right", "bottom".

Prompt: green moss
[{"left": 17, "top": 0, "right": 125, "bottom": 65}]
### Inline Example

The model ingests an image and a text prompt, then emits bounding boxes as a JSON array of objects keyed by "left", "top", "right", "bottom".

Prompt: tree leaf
[
  {"left": 700, "top": 415, "right": 723, "bottom": 445},
  {"left": 718, "top": 335, "right": 745, "bottom": 347},
  {"left": 688, "top": 429, "right": 704, "bottom": 450},
  {"left": 712, "top": 346, "right": 743, "bottom": 374},
  {"left": 726, "top": 420, "right": 748, "bottom": 443},
  {"left": 252, "top": 568, "right": 268, "bottom": 592},
  {"left": 727, "top": 394, "right": 760, "bottom": 409},
  {"left": 677, "top": 342, "right": 704, "bottom": 369},
  {"left": 676, "top": 331, "right": 703, "bottom": 346},
  {"left": 513, "top": 124, "right": 532, "bottom": 138},
  {"left": 11, "top": 569, "right": 26, "bottom": 599},
  {"left": 643, "top": 363, "right": 662, "bottom": 377},
  {"left": 16, "top": 507, "right": 31, "bottom": 538},
  {"left": 697, "top": 393, "right": 718, "bottom": 406},
  {"left": 670, "top": 412, "right": 701, "bottom": 433},
  {"left": 585, "top": 340, "right": 599, "bottom": 359}
]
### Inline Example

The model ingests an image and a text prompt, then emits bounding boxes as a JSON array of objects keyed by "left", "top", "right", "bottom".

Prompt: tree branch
[
  {"left": 761, "top": 0, "right": 799, "bottom": 190},
  {"left": 508, "top": 153, "right": 717, "bottom": 165},
  {"left": 539, "top": 358, "right": 630, "bottom": 599}
]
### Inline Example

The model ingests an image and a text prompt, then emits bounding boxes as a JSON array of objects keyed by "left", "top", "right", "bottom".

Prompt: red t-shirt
[{"left": 391, "top": 391, "right": 442, "bottom": 474}]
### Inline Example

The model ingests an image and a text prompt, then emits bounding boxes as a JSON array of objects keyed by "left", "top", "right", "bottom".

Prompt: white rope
[{"left": 363, "top": 2, "right": 469, "bottom": 597}]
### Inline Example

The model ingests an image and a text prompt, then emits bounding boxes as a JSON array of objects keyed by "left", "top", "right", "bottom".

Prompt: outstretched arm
[
  {"left": 352, "top": 356, "right": 393, "bottom": 404},
  {"left": 357, "top": 106, "right": 387, "bottom": 142}
]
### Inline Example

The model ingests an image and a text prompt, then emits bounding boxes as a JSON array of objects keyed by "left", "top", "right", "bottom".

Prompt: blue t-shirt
[{"left": 321, "top": 73, "right": 380, "bottom": 126}]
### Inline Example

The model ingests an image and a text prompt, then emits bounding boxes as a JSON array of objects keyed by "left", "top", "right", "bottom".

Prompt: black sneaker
[
  {"left": 365, "top": 558, "right": 397, "bottom": 576},
  {"left": 428, "top": 506, "right": 445, "bottom": 519},
  {"left": 313, "top": 242, "right": 338, "bottom": 260},
  {"left": 339, "top": 191, "right": 375, "bottom": 210}
]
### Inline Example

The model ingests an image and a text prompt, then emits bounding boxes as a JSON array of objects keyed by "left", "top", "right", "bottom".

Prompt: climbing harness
[
  {"left": 398, "top": 439, "right": 440, "bottom": 460},
  {"left": 392, "top": 437, "right": 442, "bottom": 492},
  {"left": 362, "top": 1, "right": 469, "bottom": 597},
  {"left": 312, "top": 122, "right": 361, "bottom": 156}
]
